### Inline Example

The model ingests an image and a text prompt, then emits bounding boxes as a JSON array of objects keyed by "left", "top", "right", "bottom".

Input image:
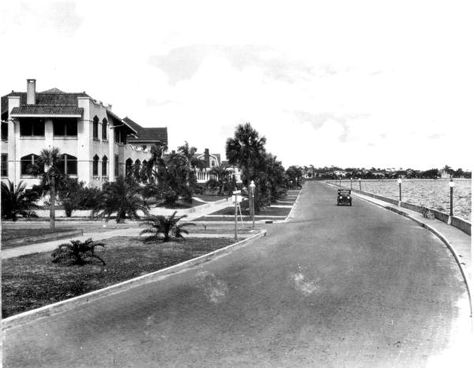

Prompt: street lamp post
[
  {"left": 359, "top": 178, "right": 362, "bottom": 191},
  {"left": 449, "top": 178, "right": 455, "bottom": 224},
  {"left": 350, "top": 177, "right": 353, "bottom": 190},
  {"left": 398, "top": 178, "right": 402, "bottom": 206},
  {"left": 249, "top": 180, "right": 256, "bottom": 229},
  {"left": 233, "top": 189, "right": 239, "bottom": 240}
]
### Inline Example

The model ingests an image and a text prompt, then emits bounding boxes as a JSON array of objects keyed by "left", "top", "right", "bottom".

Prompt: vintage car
[{"left": 337, "top": 189, "right": 352, "bottom": 206}]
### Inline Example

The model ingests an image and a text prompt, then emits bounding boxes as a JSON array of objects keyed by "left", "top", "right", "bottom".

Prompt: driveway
[{"left": 3, "top": 182, "right": 470, "bottom": 367}]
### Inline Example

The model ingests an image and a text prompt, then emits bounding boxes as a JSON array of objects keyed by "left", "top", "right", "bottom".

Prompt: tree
[
  {"left": 226, "top": 123, "right": 269, "bottom": 210},
  {"left": 36, "top": 147, "right": 65, "bottom": 230},
  {"left": 93, "top": 176, "right": 149, "bottom": 223},
  {"left": 140, "top": 211, "right": 195, "bottom": 242},
  {"left": 209, "top": 163, "right": 233, "bottom": 195},
  {"left": 1, "top": 180, "right": 39, "bottom": 221},
  {"left": 57, "top": 178, "right": 83, "bottom": 217},
  {"left": 177, "top": 141, "right": 203, "bottom": 202},
  {"left": 226, "top": 123, "right": 266, "bottom": 187},
  {"left": 286, "top": 166, "right": 304, "bottom": 189}
]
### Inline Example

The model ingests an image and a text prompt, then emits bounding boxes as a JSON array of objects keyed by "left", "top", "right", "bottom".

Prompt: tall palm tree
[
  {"left": 177, "top": 141, "right": 203, "bottom": 203},
  {"left": 209, "top": 164, "right": 232, "bottom": 195},
  {"left": 225, "top": 122, "right": 267, "bottom": 186},
  {"left": 37, "top": 147, "right": 64, "bottom": 230}
]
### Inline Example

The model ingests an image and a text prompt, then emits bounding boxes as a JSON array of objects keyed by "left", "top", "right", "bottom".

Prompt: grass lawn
[
  {"left": 155, "top": 198, "right": 205, "bottom": 209},
  {"left": 194, "top": 194, "right": 228, "bottom": 202},
  {"left": 209, "top": 204, "right": 291, "bottom": 217},
  {"left": 1, "top": 228, "right": 80, "bottom": 249},
  {"left": 2, "top": 236, "right": 235, "bottom": 318}
]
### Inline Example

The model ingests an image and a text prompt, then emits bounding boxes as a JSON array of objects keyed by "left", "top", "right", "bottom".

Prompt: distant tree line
[{"left": 301, "top": 165, "right": 471, "bottom": 180}]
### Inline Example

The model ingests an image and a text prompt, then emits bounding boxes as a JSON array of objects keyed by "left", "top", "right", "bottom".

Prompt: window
[
  {"left": 53, "top": 119, "right": 77, "bottom": 137},
  {"left": 20, "top": 119, "right": 45, "bottom": 136},
  {"left": 58, "top": 154, "right": 77, "bottom": 175},
  {"left": 93, "top": 116, "right": 99, "bottom": 140},
  {"left": 93, "top": 155, "right": 99, "bottom": 176},
  {"left": 125, "top": 158, "right": 133, "bottom": 176},
  {"left": 115, "top": 129, "right": 120, "bottom": 143},
  {"left": 21, "top": 154, "right": 41, "bottom": 176},
  {"left": 102, "top": 156, "right": 108, "bottom": 177},
  {"left": 1, "top": 154, "right": 7, "bottom": 176},
  {"left": 102, "top": 118, "right": 108, "bottom": 140},
  {"left": 114, "top": 154, "right": 119, "bottom": 176},
  {"left": 1, "top": 123, "right": 8, "bottom": 141}
]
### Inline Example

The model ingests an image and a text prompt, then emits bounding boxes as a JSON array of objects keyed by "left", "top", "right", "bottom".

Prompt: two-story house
[{"left": 1, "top": 79, "right": 167, "bottom": 188}]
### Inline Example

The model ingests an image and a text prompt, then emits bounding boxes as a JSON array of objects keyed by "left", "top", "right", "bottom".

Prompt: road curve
[{"left": 3, "top": 182, "right": 470, "bottom": 367}]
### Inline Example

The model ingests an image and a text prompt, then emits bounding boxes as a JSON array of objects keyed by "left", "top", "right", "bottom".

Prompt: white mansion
[{"left": 1, "top": 79, "right": 167, "bottom": 188}]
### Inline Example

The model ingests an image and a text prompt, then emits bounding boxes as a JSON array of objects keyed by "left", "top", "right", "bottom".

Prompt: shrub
[
  {"left": 140, "top": 211, "right": 195, "bottom": 242},
  {"left": 1, "top": 180, "right": 39, "bottom": 221},
  {"left": 93, "top": 176, "right": 149, "bottom": 223},
  {"left": 51, "top": 238, "right": 106, "bottom": 266}
]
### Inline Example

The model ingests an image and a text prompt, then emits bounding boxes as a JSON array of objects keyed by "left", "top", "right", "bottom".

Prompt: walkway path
[{"left": 2, "top": 198, "right": 234, "bottom": 260}]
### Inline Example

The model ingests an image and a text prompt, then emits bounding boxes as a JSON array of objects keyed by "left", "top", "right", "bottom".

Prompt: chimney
[
  {"left": 27, "top": 79, "right": 36, "bottom": 104},
  {"left": 204, "top": 148, "right": 210, "bottom": 168}
]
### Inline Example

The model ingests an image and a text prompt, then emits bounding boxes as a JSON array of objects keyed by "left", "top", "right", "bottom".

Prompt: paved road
[{"left": 3, "top": 182, "right": 470, "bottom": 367}]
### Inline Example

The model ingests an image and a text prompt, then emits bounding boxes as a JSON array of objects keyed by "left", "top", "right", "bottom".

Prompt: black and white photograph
[{"left": 1, "top": 1, "right": 472, "bottom": 367}]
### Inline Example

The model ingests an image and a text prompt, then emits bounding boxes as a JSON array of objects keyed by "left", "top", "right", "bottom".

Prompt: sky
[{"left": 1, "top": 0, "right": 473, "bottom": 170}]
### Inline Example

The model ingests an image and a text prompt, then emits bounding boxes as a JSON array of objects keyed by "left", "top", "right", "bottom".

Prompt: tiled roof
[
  {"left": 11, "top": 105, "right": 83, "bottom": 116},
  {"left": 2, "top": 91, "right": 89, "bottom": 116},
  {"left": 123, "top": 117, "right": 168, "bottom": 145}
]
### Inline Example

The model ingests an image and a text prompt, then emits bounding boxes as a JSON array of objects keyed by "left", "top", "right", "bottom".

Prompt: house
[
  {"left": 1, "top": 79, "right": 167, "bottom": 188},
  {"left": 193, "top": 148, "right": 242, "bottom": 184}
]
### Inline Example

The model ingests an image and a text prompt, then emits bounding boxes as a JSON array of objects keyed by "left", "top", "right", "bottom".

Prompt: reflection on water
[{"left": 337, "top": 179, "right": 471, "bottom": 221}]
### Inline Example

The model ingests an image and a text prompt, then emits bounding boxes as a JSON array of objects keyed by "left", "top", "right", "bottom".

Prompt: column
[
  {"left": 8, "top": 96, "right": 20, "bottom": 184},
  {"left": 77, "top": 97, "right": 91, "bottom": 185},
  {"left": 108, "top": 125, "right": 115, "bottom": 182}
]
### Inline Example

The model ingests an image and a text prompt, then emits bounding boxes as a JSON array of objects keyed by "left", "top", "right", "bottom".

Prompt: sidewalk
[
  {"left": 353, "top": 190, "right": 472, "bottom": 292},
  {"left": 1, "top": 198, "right": 235, "bottom": 260}
]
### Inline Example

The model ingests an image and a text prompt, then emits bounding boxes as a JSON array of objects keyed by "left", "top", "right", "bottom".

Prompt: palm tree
[
  {"left": 140, "top": 211, "right": 195, "bottom": 242},
  {"left": 176, "top": 141, "right": 203, "bottom": 203},
  {"left": 226, "top": 122, "right": 267, "bottom": 186},
  {"left": 51, "top": 238, "right": 106, "bottom": 266},
  {"left": 37, "top": 147, "right": 64, "bottom": 230},
  {"left": 209, "top": 164, "right": 232, "bottom": 195},
  {"left": 93, "top": 176, "right": 149, "bottom": 223},
  {"left": 1, "top": 180, "right": 39, "bottom": 221}
]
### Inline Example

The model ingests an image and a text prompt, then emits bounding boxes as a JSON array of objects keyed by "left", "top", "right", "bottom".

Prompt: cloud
[
  {"left": 149, "top": 44, "right": 318, "bottom": 85},
  {"left": 47, "top": 1, "right": 83, "bottom": 36},
  {"left": 292, "top": 110, "right": 370, "bottom": 142}
]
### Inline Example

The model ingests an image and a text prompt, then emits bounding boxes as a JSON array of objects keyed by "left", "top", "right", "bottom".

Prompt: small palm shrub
[
  {"left": 51, "top": 238, "right": 106, "bottom": 266},
  {"left": 93, "top": 176, "right": 149, "bottom": 223},
  {"left": 140, "top": 211, "right": 195, "bottom": 242},
  {"left": 1, "top": 180, "right": 39, "bottom": 221}
]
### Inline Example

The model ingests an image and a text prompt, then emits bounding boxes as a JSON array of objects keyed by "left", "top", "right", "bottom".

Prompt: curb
[
  {"left": 283, "top": 189, "right": 302, "bottom": 223},
  {"left": 336, "top": 185, "right": 473, "bottom": 318},
  {"left": 2, "top": 229, "right": 267, "bottom": 331}
]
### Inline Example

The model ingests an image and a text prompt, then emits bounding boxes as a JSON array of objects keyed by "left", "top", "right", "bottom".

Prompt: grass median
[{"left": 2, "top": 236, "right": 236, "bottom": 318}]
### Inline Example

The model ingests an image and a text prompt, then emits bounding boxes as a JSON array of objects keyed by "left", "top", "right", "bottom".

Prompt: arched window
[
  {"left": 134, "top": 159, "right": 141, "bottom": 168},
  {"left": 93, "top": 155, "right": 99, "bottom": 176},
  {"left": 102, "top": 155, "right": 108, "bottom": 177},
  {"left": 93, "top": 116, "right": 99, "bottom": 140},
  {"left": 59, "top": 154, "right": 77, "bottom": 175},
  {"left": 125, "top": 158, "right": 133, "bottom": 176},
  {"left": 20, "top": 154, "right": 41, "bottom": 176},
  {"left": 102, "top": 118, "right": 108, "bottom": 140},
  {"left": 114, "top": 154, "right": 119, "bottom": 177}
]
